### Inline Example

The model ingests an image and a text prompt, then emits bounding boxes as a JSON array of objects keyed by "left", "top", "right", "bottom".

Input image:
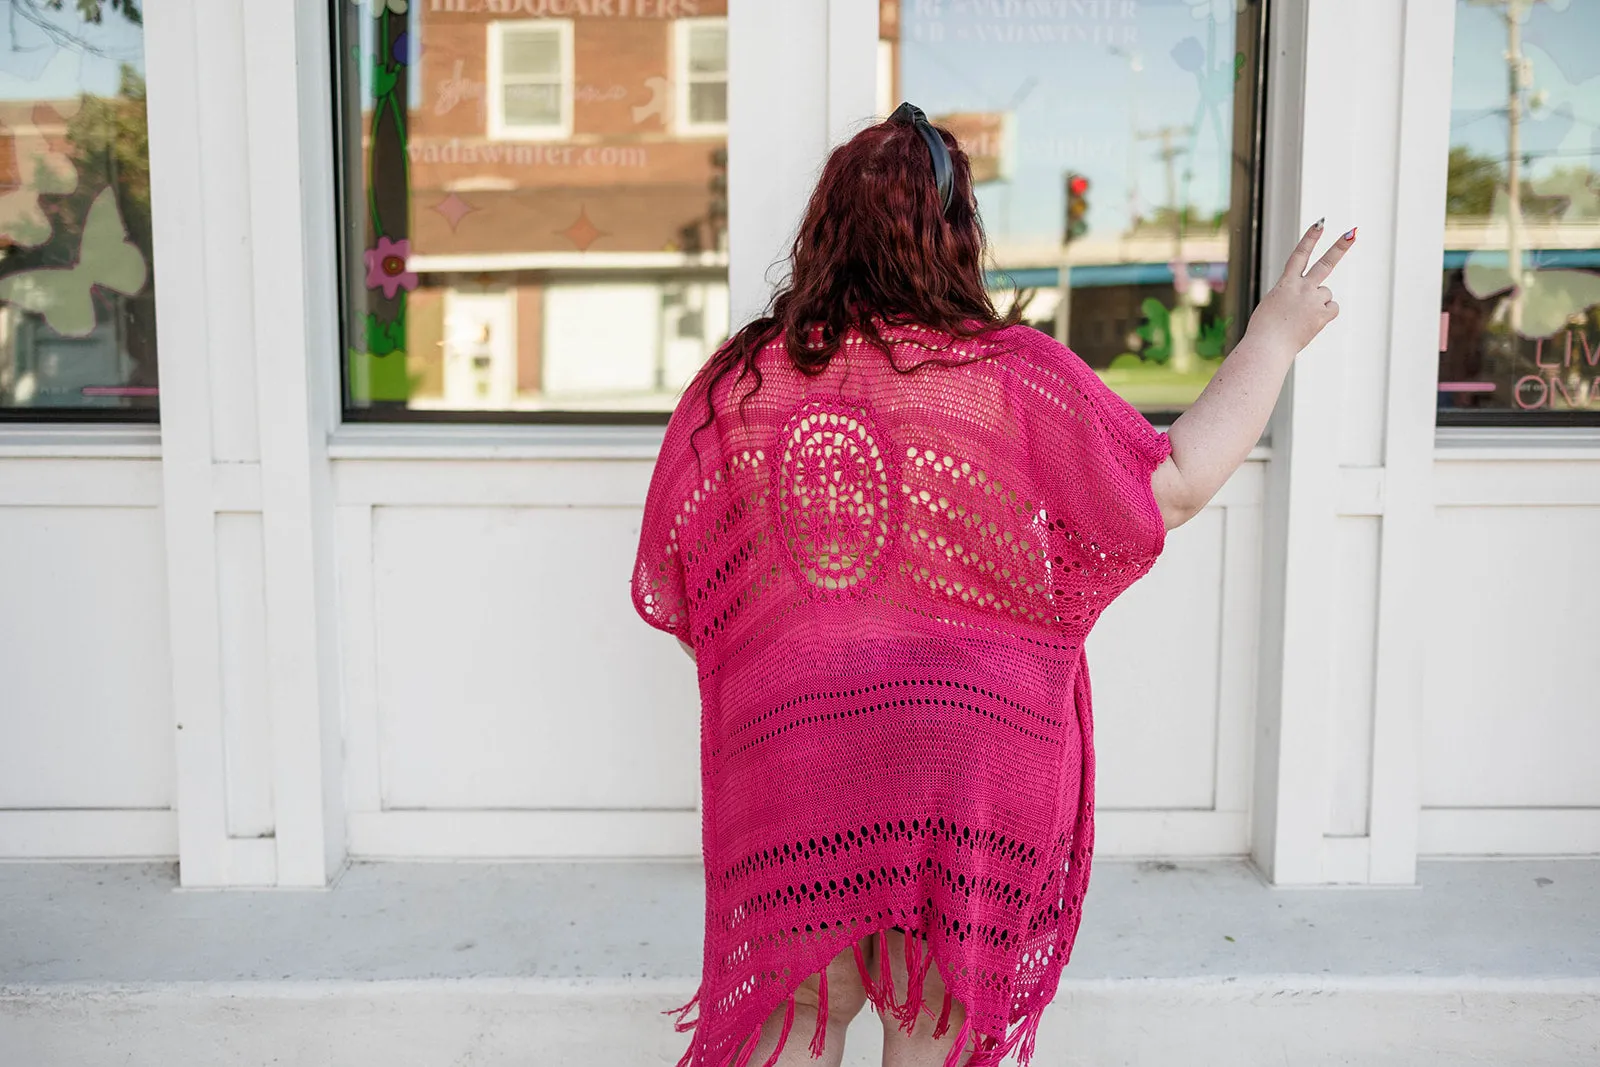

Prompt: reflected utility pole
[
  {"left": 1506, "top": 0, "right": 1527, "bottom": 335},
  {"left": 1471, "top": 0, "right": 1551, "bottom": 335},
  {"left": 1139, "top": 124, "right": 1196, "bottom": 373}
]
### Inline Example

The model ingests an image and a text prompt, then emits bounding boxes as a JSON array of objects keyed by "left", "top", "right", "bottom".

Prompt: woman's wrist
[{"left": 1231, "top": 325, "right": 1303, "bottom": 369}]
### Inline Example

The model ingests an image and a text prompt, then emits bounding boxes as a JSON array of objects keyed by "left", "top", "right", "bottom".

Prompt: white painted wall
[
  {"left": 0, "top": 0, "right": 1597, "bottom": 882},
  {"left": 1420, "top": 448, "right": 1600, "bottom": 856},
  {"left": 0, "top": 443, "right": 177, "bottom": 858},
  {"left": 329, "top": 449, "right": 1263, "bottom": 860}
]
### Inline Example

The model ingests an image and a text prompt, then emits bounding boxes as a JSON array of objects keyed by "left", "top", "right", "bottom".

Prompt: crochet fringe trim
[{"left": 662, "top": 926, "right": 1049, "bottom": 1067}]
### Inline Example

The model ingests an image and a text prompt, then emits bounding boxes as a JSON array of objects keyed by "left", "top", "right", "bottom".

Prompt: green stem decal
[{"left": 352, "top": 6, "right": 416, "bottom": 406}]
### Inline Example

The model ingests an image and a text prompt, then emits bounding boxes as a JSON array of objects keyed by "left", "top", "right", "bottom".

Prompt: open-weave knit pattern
[{"left": 632, "top": 322, "right": 1172, "bottom": 1066}]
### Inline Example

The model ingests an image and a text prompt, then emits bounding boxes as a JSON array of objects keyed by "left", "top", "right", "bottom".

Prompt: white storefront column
[
  {"left": 826, "top": 0, "right": 880, "bottom": 147},
  {"left": 727, "top": 0, "right": 877, "bottom": 328},
  {"left": 146, "top": 0, "right": 345, "bottom": 887},
  {"left": 1252, "top": 0, "right": 1454, "bottom": 885}
]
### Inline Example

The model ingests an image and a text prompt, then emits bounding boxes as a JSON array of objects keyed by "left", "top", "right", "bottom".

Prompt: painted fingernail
[
  {"left": 1313, "top": 217, "right": 1325, "bottom": 230},
  {"left": 1343, "top": 227, "right": 1358, "bottom": 241}
]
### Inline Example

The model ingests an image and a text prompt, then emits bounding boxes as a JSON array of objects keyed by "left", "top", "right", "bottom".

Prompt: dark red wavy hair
[{"left": 688, "top": 114, "right": 1020, "bottom": 448}]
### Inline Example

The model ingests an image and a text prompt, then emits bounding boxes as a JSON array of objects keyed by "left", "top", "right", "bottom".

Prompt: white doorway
[{"left": 442, "top": 287, "right": 517, "bottom": 409}]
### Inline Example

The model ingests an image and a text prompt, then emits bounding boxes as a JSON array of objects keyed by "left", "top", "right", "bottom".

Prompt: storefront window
[
  {"left": 1439, "top": 0, "right": 1600, "bottom": 422},
  {"left": 879, "top": 0, "right": 1267, "bottom": 417},
  {"left": 334, "top": 0, "right": 730, "bottom": 421},
  {"left": 0, "top": 1, "right": 156, "bottom": 420}
]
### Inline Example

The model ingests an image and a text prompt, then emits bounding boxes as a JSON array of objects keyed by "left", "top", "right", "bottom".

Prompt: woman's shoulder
[
  {"left": 862, "top": 318, "right": 1052, "bottom": 360},
  {"left": 970, "top": 322, "right": 1098, "bottom": 387}
]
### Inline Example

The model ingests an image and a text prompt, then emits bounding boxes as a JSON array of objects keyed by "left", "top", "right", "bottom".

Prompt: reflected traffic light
[{"left": 1065, "top": 172, "right": 1089, "bottom": 243}]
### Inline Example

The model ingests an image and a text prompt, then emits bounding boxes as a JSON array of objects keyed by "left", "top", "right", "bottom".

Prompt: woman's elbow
[{"left": 1152, "top": 459, "right": 1205, "bottom": 531}]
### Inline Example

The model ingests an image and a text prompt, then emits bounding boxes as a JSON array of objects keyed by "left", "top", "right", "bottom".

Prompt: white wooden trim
[
  {"left": 328, "top": 424, "right": 669, "bottom": 461},
  {"left": 244, "top": 0, "right": 347, "bottom": 887},
  {"left": 674, "top": 16, "right": 730, "bottom": 138},
  {"left": 332, "top": 459, "right": 653, "bottom": 507},
  {"left": 486, "top": 19, "right": 575, "bottom": 142},
  {"left": 197, "top": 0, "right": 261, "bottom": 466},
  {"left": 0, "top": 810, "right": 178, "bottom": 860},
  {"left": 825, "top": 0, "right": 878, "bottom": 149},
  {"left": 1334, "top": 467, "right": 1385, "bottom": 517},
  {"left": 1251, "top": 0, "right": 1333, "bottom": 886},
  {"left": 146, "top": 0, "right": 235, "bottom": 889},
  {"left": 211, "top": 464, "right": 264, "bottom": 513},
  {"left": 1435, "top": 426, "right": 1600, "bottom": 454},
  {"left": 1250, "top": 0, "right": 1457, "bottom": 886},
  {"left": 1213, "top": 502, "right": 1262, "bottom": 815},
  {"left": 1419, "top": 808, "right": 1600, "bottom": 857},
  {"left": 727, "top": 3, "right": 828, "bottom": 327},
  {"left": 144, "top": 0, "right": 348, "bottom": 887},
  {"left": 0, "top": 427, "right": 162, "bottom": 459},
  {"left": 1095, "top": 810, "right": 1251, "bottom": 859},
  {"left": 1320, "top": 834, "right": 1373, "bottom": 884},
  {"left": 1365, "top": 0, "right": 1458, "bottom": 887},
  {"left": 349, "top": 811, "right": 701, "bottom": 859},
  {"left": 0, "top": 459, "right": 162, "bottom": 507},
  {"left": 345, "top": 809, "right": 1250, "bottom": 861},
  {"left": 1433, "top": 458, "right": 1600, "bottom": 507},
  {"left": 336, "top": 504, "right": 383, "bottom": 816}
]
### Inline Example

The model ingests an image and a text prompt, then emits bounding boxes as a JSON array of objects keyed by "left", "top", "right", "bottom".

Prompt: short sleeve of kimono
[
  {"left": 1010, "top": 329, "right": 1173, "bottom": 563},
  {"left": 631, "top": 391, "right": 703, "bottom": 642}
]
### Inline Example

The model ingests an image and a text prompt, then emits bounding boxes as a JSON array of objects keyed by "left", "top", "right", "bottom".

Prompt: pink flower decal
[{"left": 364, "top": 236, "right": 418, "bottom": 299}]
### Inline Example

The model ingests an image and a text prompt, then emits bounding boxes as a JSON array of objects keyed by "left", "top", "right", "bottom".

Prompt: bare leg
[
  {"left": 731, "top": 936, "right": 871, "bottom": 1067},
  {"left": 879, "top": 928, "right": 970, "bottom": 1067}
]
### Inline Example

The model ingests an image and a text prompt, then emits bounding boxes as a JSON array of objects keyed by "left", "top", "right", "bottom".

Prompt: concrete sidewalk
[{"left": 2, "top": 858, "right": 1597, "bottom": 1065}]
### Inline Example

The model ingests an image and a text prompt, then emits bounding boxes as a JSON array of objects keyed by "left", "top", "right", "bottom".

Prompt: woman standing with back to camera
[{"left": 632, "top": 103, "right": 1353, "bottom": 1067}]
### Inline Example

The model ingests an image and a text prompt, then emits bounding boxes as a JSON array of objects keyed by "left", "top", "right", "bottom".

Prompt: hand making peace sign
[{"left": 1246, "top": 219, "right": 1357, "bottom": 357}]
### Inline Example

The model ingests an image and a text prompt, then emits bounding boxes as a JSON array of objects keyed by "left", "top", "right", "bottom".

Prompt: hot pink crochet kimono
[{"left": 631, "top": 322, "right": 1172, "bottom": 1066}]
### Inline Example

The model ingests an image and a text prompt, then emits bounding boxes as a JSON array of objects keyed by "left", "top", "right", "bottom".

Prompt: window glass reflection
[
  {"left": 338, "top": 0, "right": 729, "bottom": 418},
  {"left": 1439, "top": 0, "right": 1600, "bottom": 419},
  {"left": 0, "top": 1, "right": 156, "bottom": 418},
  {"left": 879, "top": 0, "right": 1265, "bottom": 416}
]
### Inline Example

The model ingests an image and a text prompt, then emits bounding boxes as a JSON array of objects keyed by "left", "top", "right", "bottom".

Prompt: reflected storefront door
[{"left": 442, "top": 286, "right": 516, "bottom": 410}]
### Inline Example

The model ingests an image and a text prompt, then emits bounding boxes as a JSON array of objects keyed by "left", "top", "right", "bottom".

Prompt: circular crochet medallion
[{"left": 776, "top": 401, "right": 893, "bottom": 593}]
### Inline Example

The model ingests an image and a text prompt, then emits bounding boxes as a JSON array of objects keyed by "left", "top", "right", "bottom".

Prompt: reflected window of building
[
  {"left": 0, "top": 2, "right": 156, "bottom": 420},
  {"left": 676, "top": 17, "right": 727, "bottom": 135},
  {"left": 878, "top": 0, "right": 1267, "bottom": 417},
  {"left": 335, "top": 1, "right": 731, "bottom": 420},
  {"left": 489, "top": 20, "right": 573, "bottom": 141},
  {"left": 1438, "top": 0, "right": 1600, "bottom": 422}
]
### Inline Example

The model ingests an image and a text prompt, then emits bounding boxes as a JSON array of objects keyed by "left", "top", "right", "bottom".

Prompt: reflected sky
[
  {"left": 899, "top": 0, "right": 1239, "bottom": 245},
  {"left": 0, "top": 4, "right": 144, "bottom": 94},
  {"left": 1452, "top": 1, "right": 1600, "bottom": 194}
]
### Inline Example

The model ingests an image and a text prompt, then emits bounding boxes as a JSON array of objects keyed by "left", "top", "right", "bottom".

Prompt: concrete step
[{"left": 2, "top": 859, "right": 1597, "bottom": 1066}]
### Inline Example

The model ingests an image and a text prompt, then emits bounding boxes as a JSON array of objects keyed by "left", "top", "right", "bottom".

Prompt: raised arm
[{"left": 1152, "top": 220, "right": 1356, "bottom": 530}]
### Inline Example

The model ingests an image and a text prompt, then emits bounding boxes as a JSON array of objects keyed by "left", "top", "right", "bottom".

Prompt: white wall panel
[
  {"left": 339, "top": 457, "right": 1264, "bottom": 858},
  {"left": 215, "top": 512, "right": 273, "bottom": 839},
  {"left": 1090, "top": 507, "right": 1226, "bottom": 812},
  {"left": 1328, "top": 516, "right": 1380, "bottom": 837},
  {"left": 369, "top": 504, "right": 699, "bottom": 811},
  {"left": 0, "top": 499, "right": 172, "bottom": 811},
  {"left": 1333, "top": 0, "right": 1403, "bottom": 471},
  {"left": 1424, "top": 502, "right": 1600, "bottom": 811}
]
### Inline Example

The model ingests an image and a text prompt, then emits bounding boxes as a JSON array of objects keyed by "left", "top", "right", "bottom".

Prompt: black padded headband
[{"left": 889, "top": 101, "right": 954, "bottom": 215}]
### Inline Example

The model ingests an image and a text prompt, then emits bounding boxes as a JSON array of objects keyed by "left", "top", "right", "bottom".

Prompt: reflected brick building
[{"left": 369, "top": 0, "right": 729, "bottom": 410}]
